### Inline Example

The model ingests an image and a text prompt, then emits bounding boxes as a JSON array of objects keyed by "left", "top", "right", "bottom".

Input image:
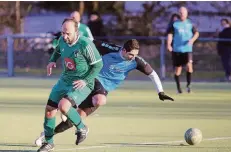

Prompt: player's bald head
[
  {"left": 61, "top": 18, "right": 78, "bottom": 44},
  {"left": 179, "top": 6, "right": 188, "bottom": 21},
  {"left": 70, "top": 11, "right": 81, "bottom": 22},
  {"left": 62, "top": 18, "right": 78, "bottom": 31}
]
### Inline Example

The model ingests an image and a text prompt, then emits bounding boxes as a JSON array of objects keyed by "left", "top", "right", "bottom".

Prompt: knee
[
  {"left": 95, "top": 100, "right": 106, "bottom": 106},
  {"left": 92, "top": 95, "right": 107, "bottom": 106},
  {"left": 175, "top": 67, "right": 182, "bottom": 76},
  {"left": 45, "top": 105, "right": 57, "bottom": 118},
  {"left": 58, "top": 98, "right": 72, "bottom": 114},
  {"left": 187, "top": 63, "right": 193, "bottom": 73},
  {"left": 77, "top": 108, "right": 87, "bottom": 118}
]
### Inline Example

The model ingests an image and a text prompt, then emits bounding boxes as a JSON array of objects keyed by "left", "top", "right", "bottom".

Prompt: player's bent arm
[
  {"left": 148, "top": 70, "right": 164, "bottom": 93},
  {"left": 192, "top": 25, "right": 199, "bottom": 41},
  {"left": 82, "top": 42, "right": 103, "bottom": 84},
  {"left": 166, "top": 23, "right": 174, "bottom": 47},
  {"left": 191, "top": 31, "right": 199, "bottom": 43},
  {"left": 84, "top": 60, "right": 103, "bottom": 84},
  {"left": 135, "top": 56, "right": 174, "bottom": 101},
  {"left": 167, "top": 34, "right": 173, "bottom": 47},
  {"left": 135, "top": 57, "right": 163, "bottom": 93},
  {"left": 49, "top": 39, "right": 61, "bottom": 63}
]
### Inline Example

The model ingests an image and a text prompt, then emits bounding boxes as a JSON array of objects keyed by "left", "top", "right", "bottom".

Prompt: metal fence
[{"left": 0, "top": 34, "right": 231, "bottom": 81}]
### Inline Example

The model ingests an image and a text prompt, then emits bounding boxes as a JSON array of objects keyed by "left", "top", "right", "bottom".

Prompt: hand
[
  {"left": 158, "top": 92, "right": 174, "bottom": 101},
  {"left": 167, "top": 45, "right": 173, "bottom": 52},
  {"left": 47, "top": 62, "right": 56, "bottom": 76},
  {"left": 73, "top": 80, "right": 87, "bottom": 89},
  {"left": 188, "top": 39, "right": 194, "bottom": 45}
]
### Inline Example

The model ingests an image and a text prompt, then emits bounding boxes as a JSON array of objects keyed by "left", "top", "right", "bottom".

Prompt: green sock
[
  {"left": 66, "top": 107, "right": 84, "bottom": 130},
  {"left": 44, "top": 117, "right": 56, "bottom": 144}
]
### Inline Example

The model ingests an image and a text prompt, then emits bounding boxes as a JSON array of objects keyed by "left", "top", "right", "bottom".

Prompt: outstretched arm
[{"left": 135, "top": 56, "right": 174, "bottom": 101}]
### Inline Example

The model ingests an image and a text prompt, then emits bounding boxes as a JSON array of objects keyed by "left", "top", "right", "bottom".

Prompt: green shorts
[{"left": 48, "top": 79, "right": 91, "bottom": 106}]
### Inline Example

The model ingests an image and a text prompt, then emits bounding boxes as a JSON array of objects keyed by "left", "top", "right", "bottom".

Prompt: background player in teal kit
[
  {"left": 37, "top": 18, "right": 103, "bottom": 152},
  {"left": 71, "top": 11, "right": 94, "bottom": 41},
  {"left": 35, "top": 39, "right": 174, "bottom": 146},
  {"left": 167, "top": 6, "right": 199, "bottom": 93}
]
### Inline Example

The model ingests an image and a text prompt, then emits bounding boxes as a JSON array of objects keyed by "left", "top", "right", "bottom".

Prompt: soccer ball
[{"left": 184, "top": 128, "right": 202, "bottom": 145}]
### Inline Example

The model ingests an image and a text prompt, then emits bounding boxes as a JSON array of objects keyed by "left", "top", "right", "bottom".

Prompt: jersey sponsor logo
[
  {"left": 64, "top": 58, "right": 76, "bottom": 70},
  {"left": 61, "top": 48, "right": 64, "bottom": 52},
  {"left": 101, "top": 43, "right": 120, "bottom": 51},
  {"left": 109, "top": 65, "right": 126, "bottom": 73}
]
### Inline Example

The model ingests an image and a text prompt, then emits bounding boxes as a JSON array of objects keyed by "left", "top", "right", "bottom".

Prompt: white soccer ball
[{"left": 184, "top": 128, "right": 203, "bottom": 145}]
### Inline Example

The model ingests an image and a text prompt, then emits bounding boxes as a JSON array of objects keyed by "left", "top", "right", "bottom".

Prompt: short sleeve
[
  {"left": 167, "top": 23, "right": 174, "bottom": 34},
  {"left": 192, "top": 25, "right": 198, "bottom": 34}
]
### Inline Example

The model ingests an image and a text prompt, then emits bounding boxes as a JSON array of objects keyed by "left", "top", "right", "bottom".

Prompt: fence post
[
  {"left": 160, "top": 37, "right": 166, "bottom": 80},
  {"left": 7, "top": 35, "right": 14, "bottom": 77}
]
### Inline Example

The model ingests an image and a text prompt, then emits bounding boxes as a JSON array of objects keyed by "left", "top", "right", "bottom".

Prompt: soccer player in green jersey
[
  {"left": 37, "top": 18, "right": 103, "bottom": 152},
  {"left": 71, "top": 11, "right": 94, "bottom": 41}
]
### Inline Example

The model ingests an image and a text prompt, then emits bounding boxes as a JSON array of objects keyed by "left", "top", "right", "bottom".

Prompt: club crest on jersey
[
  {"left": 74, "top": 51, "right": 79, "bottom": 57},
  {"left": 64, "top": 58, "right": 76, "bottom": 70}
]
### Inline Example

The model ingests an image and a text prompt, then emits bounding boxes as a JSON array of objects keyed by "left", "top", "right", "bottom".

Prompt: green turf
[{"left": 0, "top": 78, "right": 231, "bottom": 152}]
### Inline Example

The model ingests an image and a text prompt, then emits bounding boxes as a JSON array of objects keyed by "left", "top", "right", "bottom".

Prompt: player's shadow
[
  {"left": 0, "top": 143, "right": 36, "bottom": 152},
  {"left": 103, "top": 142, "right": 188, "bottom": 147}
]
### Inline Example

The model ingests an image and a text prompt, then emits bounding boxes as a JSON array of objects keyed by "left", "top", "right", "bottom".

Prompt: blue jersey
[
  {"left": 93, "top": 40, "right": 153, "bottom": 92},
  {"left": 168, "top": 19, "right": 198, "bottom": 53}
]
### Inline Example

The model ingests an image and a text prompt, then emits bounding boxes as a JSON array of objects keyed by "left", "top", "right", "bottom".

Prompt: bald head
[
  {"left": 179, "top": 6, "right": 188, "bottom": 21},
  {"left": 70, "top": 11, "right": 81, "bottom": 22},
  {"left": 62, "top": 20, "right": 78, "bottom": 44}
]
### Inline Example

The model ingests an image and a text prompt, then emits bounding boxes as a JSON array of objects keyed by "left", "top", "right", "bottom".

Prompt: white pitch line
[
  {"left": 55, "top": 145, "right": 111, "bottom": 151},
  {"left": 55, "top": 136, "right": 231, "bottom": 151},
  {"left": 204, "top": 137, "right": 231, "bottom": 141}
]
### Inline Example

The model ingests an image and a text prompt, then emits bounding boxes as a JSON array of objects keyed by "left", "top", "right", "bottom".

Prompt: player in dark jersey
[{"left": 35, "top": 39, "right": 174, "bottom": 147}]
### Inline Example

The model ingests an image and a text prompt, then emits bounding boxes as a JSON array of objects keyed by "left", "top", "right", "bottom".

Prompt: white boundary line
[{"left": 55, "top": 136, "right": 231, "bottom": 151}]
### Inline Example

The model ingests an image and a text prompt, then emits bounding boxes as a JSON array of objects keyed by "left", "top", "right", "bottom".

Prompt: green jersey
[
  {"left": 49, "top": 35, "right": 103, "bottom": 89},
  {"left": 78, "top": 23, "right": 94, "bottom": 41}
]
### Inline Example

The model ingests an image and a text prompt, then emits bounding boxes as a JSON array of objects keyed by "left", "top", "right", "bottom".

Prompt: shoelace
[
  {"left": 76, "top": 128, "right": 86, "bottom": 134},
  {"left": 41, "top": 136, "right": 46, "bottom": 142}
]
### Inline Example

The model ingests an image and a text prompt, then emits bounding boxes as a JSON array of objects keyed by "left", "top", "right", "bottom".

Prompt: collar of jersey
[
  {"left": 67, "top": 35, "right": 80, "bottom": 47},
  {"left": 78, "top": 22, "right": 80, "bottom": 28},
  {"left": 119, "top": 50, "right": 126, "bottom": 61}
]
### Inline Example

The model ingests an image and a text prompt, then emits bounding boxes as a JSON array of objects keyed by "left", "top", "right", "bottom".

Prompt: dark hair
[
  {"left": 62, "top": 17, "right": 79, "bottom": 31},
  {"left": 123, "top": 39, "right": 139, "bottom": 52},
  {"left": 221, "top": 18, "right": 229, "bottom": 24},
  {"left": 89, "top": 11, "right": 100, "bottom": 17},
  {"left": 170, "top": 13, "right": 180, "bottom": 22}
]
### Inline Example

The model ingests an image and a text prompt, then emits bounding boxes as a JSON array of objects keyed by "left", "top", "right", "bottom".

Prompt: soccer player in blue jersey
[
  {"left": 167, "top": 7, "right": 199, "bottom": 94},
  {"left": 35, "top": 39, "right": 174, "bottom": 146}
]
